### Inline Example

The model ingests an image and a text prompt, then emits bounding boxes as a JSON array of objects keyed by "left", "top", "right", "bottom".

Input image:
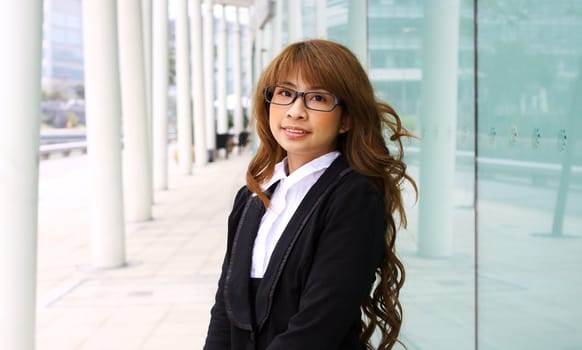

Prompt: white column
[
  {"left": 191, "top": 0, "right": 208, "bottom": 166},
  {"left": 417, "top": 0, "right": 460, "bottom": 257},
  {"left": 255, "top": 29, "right": 263, "bottom": 81},
  {"left": 142, "top": 0, "right": 153, "bottom": 129},
  {"left": 245, "top": 18, "right": 253, "bottom": 121},
  {"left": 0, "top": 2, "right": 42, "bottom": 348},
  {"left": 348, "top": 0, "right": 368, "bottom": 67},
  {"left": 176, "top": 0, "right": 193, "bottom": 173},
  {"left": 83, "top": 0, "right": 126, "bottom": 268},
  {"left": 118, "top": 0, "right": 153, "bottom": 222},
  {"left": 252, "top": 28, "right": 263, "bottom": 153},
  {"left": 272, "top": 0, "right": 282, "bottom": 52},
  {"left": 316, "top": 0, "right": 327, "bottom": 39},
  {"left": 153, "top": 0, "right": 169, "bottom": 189},
  {"left": 204, "top": 0, "right": 216, "bottom": 161},
  {"left": 288, "top": 0, "right": 302, "bottom": 42},
  {"left": 262, "top": 21, "right": 274, "bottom": 65},
  {"left": 142, "top": 0, "right": 154, "bottom": 202},
  {"left": 233, "top": 7, "right": 244, "bottom": 137},
  {"left": 216, "top": 5, "right": 228, "bottom": 135}
]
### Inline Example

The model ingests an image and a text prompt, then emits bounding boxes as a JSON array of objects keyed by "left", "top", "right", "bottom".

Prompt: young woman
[{"left": 204, "top": 39, "right": 416, "bottom": 350}]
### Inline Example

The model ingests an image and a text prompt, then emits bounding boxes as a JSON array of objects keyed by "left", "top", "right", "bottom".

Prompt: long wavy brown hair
[{"left": 246, "top": 39, "right": 417, "bottom": 349}]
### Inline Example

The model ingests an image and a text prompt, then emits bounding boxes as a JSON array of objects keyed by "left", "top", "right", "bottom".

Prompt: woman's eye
[
  {"left": 311, "top": 94, "right": 328, "bottom": 102},
  {"left": 276, "top": 88, "right": 293, "bottom": 97}
]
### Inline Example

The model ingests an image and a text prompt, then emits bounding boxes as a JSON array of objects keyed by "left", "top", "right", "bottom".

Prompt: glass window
[
  {"left": 67, "top": 15, "right": 81, "bottom": 28},
  {"left": 52, "top": 66, "right": 84, "bottom": 81},
  {"left": 52, "top": 12, "right": 66, "bottom": 26},
  {"left": 369, "top": 1, "right": 476, "bottom": 349},
  {"left": 477, "top": 1, "right": 582, "bottom": 348},
  {"left": 52, "top": 29, "right": 66, "bottom": 43},
  {"left": 66, "top": 31, "right": 81, "bottom": 45},
  {"left": 258, "top": 1, "right": 582, "bottom": 348}
]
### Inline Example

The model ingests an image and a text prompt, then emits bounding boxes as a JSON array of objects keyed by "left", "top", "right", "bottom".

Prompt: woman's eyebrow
[
  {"left": 279, "top": 81, "right": 297, "bottom": 88},
  {"left": 279, "top": 81, "right": 329, "bottom": 91}
]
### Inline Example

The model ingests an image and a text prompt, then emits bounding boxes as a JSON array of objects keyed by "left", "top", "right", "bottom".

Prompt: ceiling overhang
[{"left": 213, "top": 0, "right": 254, "bottom": 7}]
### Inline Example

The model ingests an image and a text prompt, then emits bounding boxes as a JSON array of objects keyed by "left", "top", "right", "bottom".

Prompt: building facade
[{"left": 42, "top": 0, "right": 84, "bottom": 87}]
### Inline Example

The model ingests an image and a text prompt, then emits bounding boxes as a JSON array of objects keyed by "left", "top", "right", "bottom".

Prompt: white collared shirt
[{"left": 250, "top": 151, "right": 341, "bottom": 278}]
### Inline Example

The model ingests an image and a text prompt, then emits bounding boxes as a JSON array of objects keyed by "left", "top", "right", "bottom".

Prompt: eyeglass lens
[{"left": 266, "top": 86, "right": 338, "bottom": 111}]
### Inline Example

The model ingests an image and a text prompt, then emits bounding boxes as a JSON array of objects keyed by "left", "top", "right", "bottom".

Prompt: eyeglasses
[{"left": 263, "top": 85, "right": 342, "bottom": 112}]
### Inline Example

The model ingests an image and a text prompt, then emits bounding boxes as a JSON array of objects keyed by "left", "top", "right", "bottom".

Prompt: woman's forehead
[{"left": 274, "top": 68, "right": 327, "bottom": 89}]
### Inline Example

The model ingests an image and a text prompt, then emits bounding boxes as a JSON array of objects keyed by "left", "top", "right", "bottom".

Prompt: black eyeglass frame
[{"left": 263, "top": 85, "right": 342, "bottom": 112}]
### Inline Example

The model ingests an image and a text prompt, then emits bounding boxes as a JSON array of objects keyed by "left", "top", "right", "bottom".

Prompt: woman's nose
[{"left": 286, "top": 96, "right": 307, "bottom": 119}]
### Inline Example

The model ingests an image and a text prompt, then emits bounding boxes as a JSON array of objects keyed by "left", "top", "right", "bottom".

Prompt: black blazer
[{"left": 204, "top": 156, "right": 386, "bottom": 350}]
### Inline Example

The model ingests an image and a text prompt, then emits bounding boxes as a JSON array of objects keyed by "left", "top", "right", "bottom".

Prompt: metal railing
[{"left": 39, "top": 141, "right": 87, "bottom": 159}]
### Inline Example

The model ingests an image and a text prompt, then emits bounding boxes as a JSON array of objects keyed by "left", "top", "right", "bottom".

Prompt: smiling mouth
[{"left": 283, "top": 127, "right": 308, "bottom": 134}]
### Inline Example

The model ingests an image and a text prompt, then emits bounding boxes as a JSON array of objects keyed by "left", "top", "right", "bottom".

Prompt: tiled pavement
[{"left": 36, "top": 151, "right": 250, "bottom": 349}]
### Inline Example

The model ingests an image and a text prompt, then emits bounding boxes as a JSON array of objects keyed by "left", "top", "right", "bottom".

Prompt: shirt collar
[{"left": 261, "top": 151, "right": 341, "bottom": 191}]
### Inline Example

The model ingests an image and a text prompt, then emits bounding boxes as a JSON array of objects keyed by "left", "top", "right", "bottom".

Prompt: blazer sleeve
[
  {"left": 267, "top": 177, "right": 387, "bottom": 350},
  {"left": 204, "top": 186, "right": 250, "bottom": 350}
]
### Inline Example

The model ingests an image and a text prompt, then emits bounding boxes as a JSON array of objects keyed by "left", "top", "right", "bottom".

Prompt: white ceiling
[{"left": 213, "top": 0, "right": 254, "bottom": 7}]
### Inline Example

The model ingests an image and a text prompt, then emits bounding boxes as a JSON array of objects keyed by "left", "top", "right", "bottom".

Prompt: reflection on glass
[
  {"left": 335, "top": 0, "right": 582, "bottom": 348},
  {"left": 368, "top": 0, "right": 475, "bottom": 349},
  {"left": 478, "top": 1, "right": 582, "bottom": 348}
]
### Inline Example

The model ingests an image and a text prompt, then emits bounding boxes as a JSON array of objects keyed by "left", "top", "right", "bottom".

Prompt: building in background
[
  {"left": 41, "top": 0, "right": 85, "bottom": 128},
  {"left": 42, "top": 0, "right": 84, "bottom": 89}
]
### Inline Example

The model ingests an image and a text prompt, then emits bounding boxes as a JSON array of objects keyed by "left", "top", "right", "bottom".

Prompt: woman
[{"left": 204, "top": 39, "right": 416, "bottom": 350}]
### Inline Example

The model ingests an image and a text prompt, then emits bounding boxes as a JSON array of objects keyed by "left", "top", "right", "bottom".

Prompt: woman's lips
[{"left": 282, "top": 126, "right": 309, "bottom": 137}]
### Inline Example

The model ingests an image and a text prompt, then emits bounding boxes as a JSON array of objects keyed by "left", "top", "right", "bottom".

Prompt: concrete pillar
[
  {"left": 191, "top": 0, "right": 208, "bottom": 166},
  {"left": 288, "top": 0, "right": 302, "bottom": 42},
  {"left": 153, "top": 0, "right": 169, "bottom": 189},
  {"left": 252, "top": 28, "right": 263, "bottom": 153},
  {"left": 348, "top": 0, "right": 368, "bottom": 67},
  {"left": 142, "top": 0, "right": 154, "bottom": 202},
  {"left": 551, "top": 56, "right": 582, "bottom": 237},
  {"left": 233, "top": 7, "right": 244, "bottom": 137},
  {"left": 417, "top": 0, "right": 460, "bottom": 257},
  {"left": 217, "top": 5, "right": 228, "bottom": 135},
  {"left": 83, "top": 0, "right": 126, "bottom": 267},
  {"left": 142, "top": 0, "right": 153, "bottom": 129},
  {"left": 260, "top": 21, "right": 271, "bottom": 64},
  {"left": 272, "top": 0, "right": 282, "bottom": 52},
  {"left": 204, "top": 0, "right": 216, "bottom": 161},
  {"left": 176, "top": 0, "right": 193, "bottom": 173},
  {"left": 118, "top": 0, "right": 153, "bottom": 222},
  {"left": 0, "top": 2, "right": 42, "bottom": 348},
  {"left": 316, "top": 0, "right": 327, "bottom": 39},
  {"left": 255, "top": 29, "right": 263, "bottom": 81},
  {"left": 245, "top": 18, "right": 253, "bottom": 120}
]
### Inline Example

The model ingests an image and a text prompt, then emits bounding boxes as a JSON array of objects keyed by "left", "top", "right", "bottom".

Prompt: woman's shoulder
[
  {"left": 323, "top": 157, "right": 383, "bottom": 205},
  {"left": 332, "top": 158, "right": 381, "bottom": 194},
  {"left": 338, "top": 171, "right": 383, "bottom": 205},
  {"left": 232, "top": 185, "right": 252, "bottom": 209}
]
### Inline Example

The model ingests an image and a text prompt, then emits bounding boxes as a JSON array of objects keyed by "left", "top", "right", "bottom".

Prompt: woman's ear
[{"left": 339, "top": 116, "right": 350, "bottom": 133}]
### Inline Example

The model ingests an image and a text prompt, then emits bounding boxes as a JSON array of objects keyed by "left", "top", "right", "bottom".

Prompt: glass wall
[
  {"left": 477, "top": 0, "right": 582, "bottom": 348},
  {"left": 369, "top": 1, "right": 476, "bottom": 348},
  {"left": 365, "top": 0, "right": 582, "bottom": 349},
  {"left": 261, "top": 0, "right": 582, "bottom": 348}
]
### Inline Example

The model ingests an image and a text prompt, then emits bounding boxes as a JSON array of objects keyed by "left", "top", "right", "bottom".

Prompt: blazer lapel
[
  {"left": 224, "top": 194, "right": 265, "bottom": 330},
  {"left": 224, "top": 182, "right": 280, "bottom": 331},
  {"left": 254, "top": 157, "right": 353, "bottom": 330}
]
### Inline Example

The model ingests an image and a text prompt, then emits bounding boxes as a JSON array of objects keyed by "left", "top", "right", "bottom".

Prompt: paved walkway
[{"left": 37, "top": 151, "right": 251, "bottom": 349}]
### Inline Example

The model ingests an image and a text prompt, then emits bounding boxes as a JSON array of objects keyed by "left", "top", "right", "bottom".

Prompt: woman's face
[{"left": 268, "top": 71, "right": 348, "bottom": 173}]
